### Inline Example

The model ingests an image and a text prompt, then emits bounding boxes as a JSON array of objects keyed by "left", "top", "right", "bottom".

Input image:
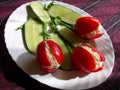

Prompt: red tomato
[
  {"left": 71, "top": 44, "right": 105, "bottom": 73},
  {"left": 36, "top": 40, "right": 63, "bottom": 73},
  {"left": 75, "top": 16, "right": 103, "bottom": 39}
]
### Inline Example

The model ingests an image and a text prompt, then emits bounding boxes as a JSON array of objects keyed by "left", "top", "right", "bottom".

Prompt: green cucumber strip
[
  {"left": 45, "top": 1, "right": 55, "bottom": 10},
  {"left": 57, "top": 26, "right": 90, "bottom": 47},
  {"left": 48, "top": 4, "right": 80, "bottom": 25},
  {"left": 23, "top": 18, "right": 43, "bottom": 54},
  {"left": 42, "top": 23, "right": 50, "bottom": 40},
  {"left": 54, "top": 17, "right": 73, "bottom": 30},
  {"left": 49, "top": 33, "right": 72, "bottom": 70},
  {"left": 26, "top": 5, "right": 38, "bottom": 19},
  {"left": 30, "top": 1, "right": 51, "bottom": 23}
]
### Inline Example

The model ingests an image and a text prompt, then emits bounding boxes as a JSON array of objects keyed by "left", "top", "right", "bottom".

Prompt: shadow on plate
[
  {"left": 52, "top": 69, "right": 89, "bottom": 80},
  {"left": 16, "top": 52, "right": 48, "bottom": 75},
  {"left": 16, "top": 52, "right": 89, "bottom": 80}
]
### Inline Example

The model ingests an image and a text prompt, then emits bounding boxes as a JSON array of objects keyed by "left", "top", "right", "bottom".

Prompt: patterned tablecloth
[{"left": 0, "top": 0, "right": 120, "bottom": 90}]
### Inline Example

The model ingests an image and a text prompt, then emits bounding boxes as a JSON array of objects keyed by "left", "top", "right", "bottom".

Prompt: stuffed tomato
[
  {"left": 75, "top": 16, "right": 103, "bottom": 39},
  {"left": 36, "top": 40, "right": 63, "bottom": 72},
  {"left": 72, "top": 44, "right": 105, "bottom": 73}
]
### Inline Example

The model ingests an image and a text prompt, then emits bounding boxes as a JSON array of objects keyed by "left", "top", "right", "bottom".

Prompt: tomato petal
[
  {"left": 92, "top": 64, "right": 104, "bottom": 72},
  {"left": 36, "top": 41, "right": 51, "bottom": 66},
  {"left": 75, "top": 16, "right": 100, "bottom": 35},
  {"left": 72, "top": 44, "right": 105, "bottom": 73},
  {"left": 90, "top": 32, "right": 103, "bottom": 39},
  {"left": 86, "top": 44, "right": 105, "bottom": 61},
  {"left": 36, "top": 40, "right": 63, "bottom": 72},
  {"left": 72, "top": 45, "right": 96, "bottom": 72},
  {"left": 46, "top": 40, "right": 63, "bottom": 64}
]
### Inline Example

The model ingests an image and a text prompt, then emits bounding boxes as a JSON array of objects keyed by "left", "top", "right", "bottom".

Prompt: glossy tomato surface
[
  {"left": 75, "top": 16, "right": 103, "bottom": 39},
  {"left": 36, "top": 40, "right": 63, "bottom": 72},
  {"left": 72, "top": 44, "right": 105, "bottom": 73}
]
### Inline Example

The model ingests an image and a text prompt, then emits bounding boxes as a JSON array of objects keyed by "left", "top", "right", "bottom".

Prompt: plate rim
[{"left": 4, "top": 1, "right": 115, "bottom": 89}]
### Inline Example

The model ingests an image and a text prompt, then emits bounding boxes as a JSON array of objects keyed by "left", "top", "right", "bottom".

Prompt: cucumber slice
[
  {"left": 30, "top": 1, "right": 51, "bottom": 23},
  {"left": 57, "top": 26, "right": 89, "bottom": 47},
  {"left": 23, "top": 18, "right": 43, "bottom": 54},
  {"left": 49, "top": 33, "right": 72, "bottom": 70},
  {"left": 48, "top": 4, "right": 80, "bottom": 25}
]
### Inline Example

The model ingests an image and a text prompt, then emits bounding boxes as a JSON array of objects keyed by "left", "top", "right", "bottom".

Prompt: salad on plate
[{"left": 4, "top": 1, "right": 114, "bottom": 90}]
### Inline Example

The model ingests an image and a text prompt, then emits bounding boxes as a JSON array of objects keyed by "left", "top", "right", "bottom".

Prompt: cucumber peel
[
  {"left": 57, "top": 26, "right": 90, "bottom": 47},
  {"left": 23, "top": 18, "right": 43, "bottom": 54},
  {"left": 48, "top": 4, "right": 80, "bottom": 25},
  {"left": 30, "top": 1, "right": 51, "bottom": 23}
]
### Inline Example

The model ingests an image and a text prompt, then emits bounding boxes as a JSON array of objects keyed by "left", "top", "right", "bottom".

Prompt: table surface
[{"left": 0, "top": 0, "right": 120, "bottom": 90}]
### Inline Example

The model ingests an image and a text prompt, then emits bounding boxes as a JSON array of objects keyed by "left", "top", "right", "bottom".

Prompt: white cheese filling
[
  {"left": 43, "top": 41, "right": 60, "bottom": 69},
  {"left": 81, "top": 46, "right": 103, "bottom": 70},
  {"left": 84, "top": 25, "right": 103, "bottom": 38}
]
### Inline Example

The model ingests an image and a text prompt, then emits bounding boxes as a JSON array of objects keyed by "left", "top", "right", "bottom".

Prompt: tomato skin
[
  {"left": 72, "top": 44, "right": 96, "bottom": 72},
  {"left": 86, "top": 44, "right": 105, "bottom": 61},
  {"left": 90, "top": 32, "right": 103, "bottom": 39},
  {"left": 72, "top": 44, "right": 105, "bottom": 73},
  {"left": 36, "top": 40, "right": 63, "bottom": 73},
  {"left": 75, "top": 16, "right": 103, "bottom": 39}
]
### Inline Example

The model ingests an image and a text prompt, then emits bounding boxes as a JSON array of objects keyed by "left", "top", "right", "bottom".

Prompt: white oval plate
[{"left": 4, "top": 1, "right": 115, "bottom": 90}]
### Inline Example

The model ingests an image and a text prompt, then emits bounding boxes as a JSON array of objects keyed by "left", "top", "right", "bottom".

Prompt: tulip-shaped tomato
[
  {"left": 36, "top": 40, "right": 63, "bottom": 73},
  {"left": 75, "top": 16, "right": 103, "bottom": 39},
  {"left": 72, "top": 44, "right": 105, "bottom": 73}
]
